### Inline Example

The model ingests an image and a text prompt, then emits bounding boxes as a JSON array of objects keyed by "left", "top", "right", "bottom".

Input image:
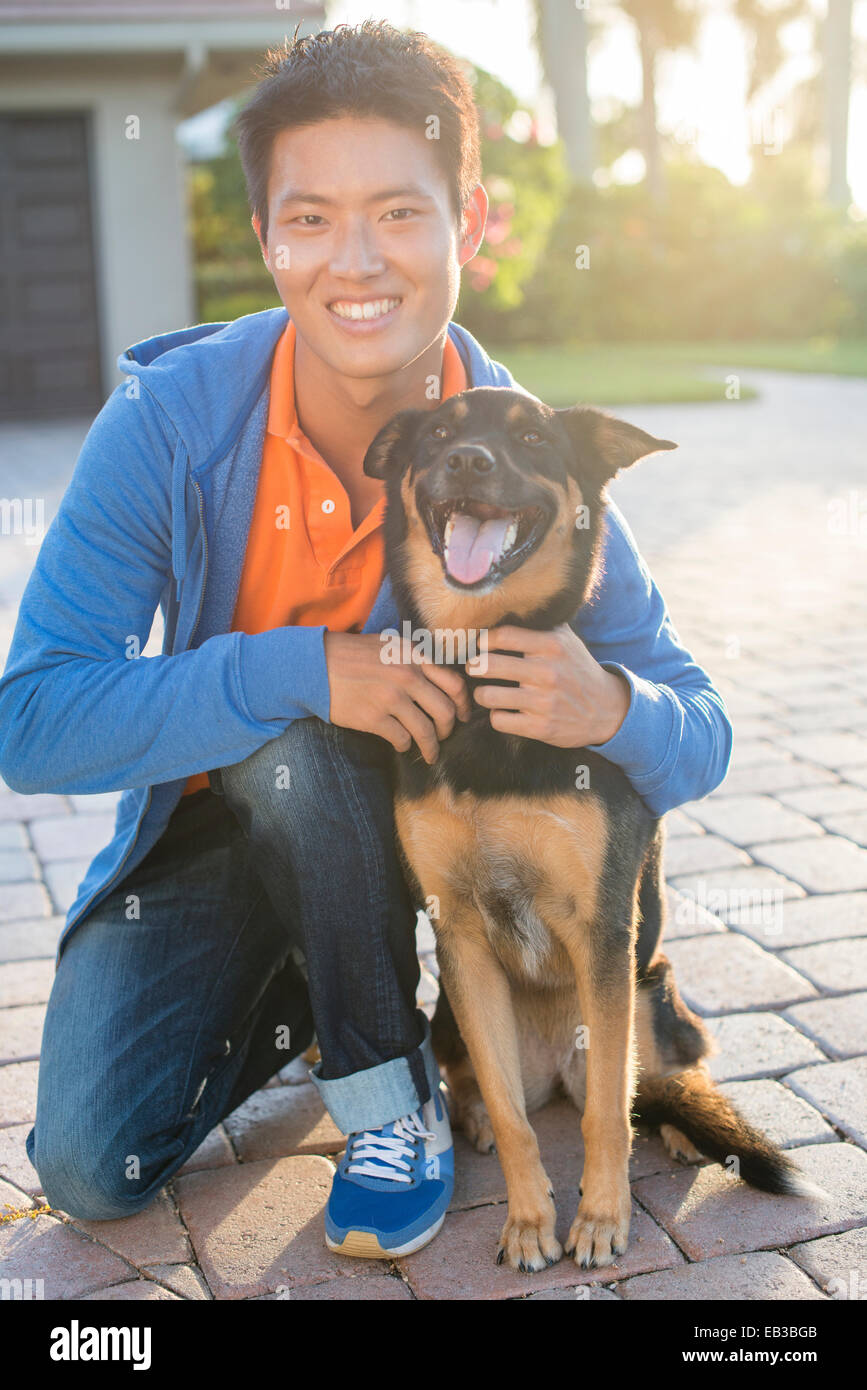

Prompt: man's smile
[{"left": 326, "top": 295, "right": 403, "bottom": 331}]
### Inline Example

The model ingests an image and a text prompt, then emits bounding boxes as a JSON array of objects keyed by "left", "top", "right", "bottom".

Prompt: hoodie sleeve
[
  {"left": 577, "top": 500, "right": 733, "bottom": 817},
  {"left": 0, "top": 384, "right": 331, "bottom": 795}
]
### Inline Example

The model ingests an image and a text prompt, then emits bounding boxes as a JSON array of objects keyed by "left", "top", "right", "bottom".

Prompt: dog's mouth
[{"left": 421, "top": 496, "right": 551, "bottom": 588}]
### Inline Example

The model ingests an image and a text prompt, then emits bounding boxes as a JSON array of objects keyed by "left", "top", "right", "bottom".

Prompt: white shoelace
[{"left": 346, "top": 1111, "right": 436, "bottom": 1183}]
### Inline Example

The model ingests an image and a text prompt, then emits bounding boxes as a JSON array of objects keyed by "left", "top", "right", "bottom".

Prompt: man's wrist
[{"left": 592, "top": 668, "right": 632, "bottom": 745}]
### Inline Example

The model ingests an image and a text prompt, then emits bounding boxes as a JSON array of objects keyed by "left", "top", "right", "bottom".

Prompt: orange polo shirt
[{"left": 184, "top": 321, "right": 467, "bottom": 795}]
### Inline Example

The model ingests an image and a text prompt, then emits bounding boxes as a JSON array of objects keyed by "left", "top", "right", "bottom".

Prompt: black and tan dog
[{"left": 363, "top": 387, "right": 814, "bottom": 1273}]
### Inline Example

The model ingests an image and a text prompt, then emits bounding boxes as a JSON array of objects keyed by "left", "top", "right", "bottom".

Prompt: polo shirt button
[{"left": 321, "top": 499, "right": 335, "bottom": 514}]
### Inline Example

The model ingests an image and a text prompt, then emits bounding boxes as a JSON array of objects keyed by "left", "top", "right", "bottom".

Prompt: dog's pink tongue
[{"left": 445, "top": 511, "right": 512, "bottom": 585}]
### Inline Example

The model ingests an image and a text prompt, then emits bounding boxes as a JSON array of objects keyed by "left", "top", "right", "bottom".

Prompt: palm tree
[
  {"left": 531, "top": 0, "right": 595, "bottom": 182},
  {"left": 620, "top": 0, "right": 701, "bottom": 204}
]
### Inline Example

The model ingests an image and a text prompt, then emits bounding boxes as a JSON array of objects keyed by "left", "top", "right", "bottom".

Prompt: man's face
[{"left": 255, "top": 116, "right": 485, "bottom": 382}]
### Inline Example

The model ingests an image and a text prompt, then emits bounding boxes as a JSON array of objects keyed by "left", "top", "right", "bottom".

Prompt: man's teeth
[{"left": 330, "top": 297, "right": 401, "bottom": 321}]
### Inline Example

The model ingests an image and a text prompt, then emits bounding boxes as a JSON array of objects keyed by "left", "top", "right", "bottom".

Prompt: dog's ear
[
  {"left": 362, "top": 409, "right": 425, "bottom": 481},
  {"left": 555, "top": 406, "right": 677, "bottom": 489}
]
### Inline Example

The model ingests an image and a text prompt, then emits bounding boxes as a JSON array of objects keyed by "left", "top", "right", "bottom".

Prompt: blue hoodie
[{"left": 0, "top": 308, "right": 731, "bottom": 962}]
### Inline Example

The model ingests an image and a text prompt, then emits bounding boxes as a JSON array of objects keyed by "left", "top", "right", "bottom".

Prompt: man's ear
[
  {"left": 362, "top": 409, "right": 424, "bottom": 481},
  {"left": 556, "top": 406, "right": 677, "bottom": 489}
]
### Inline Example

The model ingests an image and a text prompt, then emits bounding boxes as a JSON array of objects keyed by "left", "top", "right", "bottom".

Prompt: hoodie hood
[{"left": 117, "top": 307, "right": 514, "bottom": 599}]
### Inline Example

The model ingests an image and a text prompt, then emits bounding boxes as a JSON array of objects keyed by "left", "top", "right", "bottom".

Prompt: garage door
[{"left": 0, "top": 112, "right": 102, "bottom": 419}]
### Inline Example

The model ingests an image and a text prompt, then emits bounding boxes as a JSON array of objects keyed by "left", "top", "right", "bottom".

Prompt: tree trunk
[
  {"left": 823, "top": 0, "right": 853, "bottom": 206},
  {"left": 638, "top": 25, "right": 663, "bottom": 206},
  {"left": 538, "top": 0, "right": 595, "bottom": 181}
]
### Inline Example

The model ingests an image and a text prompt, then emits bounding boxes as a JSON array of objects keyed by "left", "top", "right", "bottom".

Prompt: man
[{"left": 0, "top": 21, "right": 731, "bottom": 1262}]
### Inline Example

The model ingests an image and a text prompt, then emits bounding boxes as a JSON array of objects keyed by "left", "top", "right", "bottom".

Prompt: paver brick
[
  {"left": 781, "top": 938, "right": 867, "bottom": 992},
  {"left": 684, "top": 795, "right": 824, "bottom": 847},
  {"left": 785, "top": 1059, "right": 867, "bottom": 1149},
  {"left": 776, "top": 732, "right": 867, "bottom": 769},
  {"left": 266, "top": 1273, "right": 413, "bottom": 1300},
  {"left": 718, "top": 1080, "right": 835, "bottom": 1147},
  {"left": 664, "top": 810, "right": 705, "bottom": 838},
  {"left": 176, "top": 1125, "right": 236, "bottom": 1176},
  {"left": 398, "top": 1197, "right": 683, "bottom": 1301},
  {"left": 664, "top": 887, "right": 726, "bottom": 939},
  {"left": 620, "top": 1250, "right": 825, "bottom": 1300},
  {"left": 29, "top": 814, "right": 116, "bottom": 862},
  {"left": 0, "top": 849, "right": 40, "bottom": 882},
  {"left": 663, "top": 935, "right": 817, "bottom": 1015},
  {"left": 222, "top": 1083, "right": 344, "bottom": 1161},
  {"left": 668, "top": 866, "right": 805, "bottom": 919},
  {"left": 175, "top": 1154, "right": 355, "bottom": 1298},
  {"left": 142, "top": 1262, "right": 211, "bottom": 1299},
  {"left": 0, "top": 1058, "right": 40, "bottom": 1125},
  {"left": 0, "top": 793, "right": 69, "bottom": 822},
  {"left": 0, "top": 1003, "right": 44, "bottom": 1063},
  {"left": 822, "top": 810, "right": 867, "bottom": 846},
  {"left": 784, "top": 993, "right": 867, "bottom": 1060},
  {"left": 631, "top": 1142, "right": 867, "bottom": 1260},
  {"left": 0, "top": 882, "right": 51, "bottom": 923},
  {"left": 0, "top": 822, "right": 26, "bottom": 849},
  {"left": 712, "top": 763, "right": 837, "bottom": 797},
  {"left": 749, "top": 835, "right": 867, "bottom": 893},
  {"left": 0, "top": 1122, "right": 42, "bottom": 1194},
  {"left": 0, "top": 958, "right": 53, "bottom": 1007},
  {"left": 0, "top": 1212, "right": 134, "bottom": 1299},
  {"left": 42, "top": 860, "right": 92, "bottom": 914},
  {"left": 69, "top": 1190, "right": 192, "bottom": 1267},
  {"left": 663, "top": 835, "right": 751, "bottom": 877},
  {"left": 0, "top": 916, "right": 65, "bottom": 962},
  {"left": 731, "top": 892, "right": 867, "bottom": 948},
  {"left": 788, "top": 1226, "right": 867, "bottom": 1296},
  {"left": 777, "top": 784, "right": 867, "bottom": 818},
  {"left": 80, "top": 1279, "right": 183, "bottom": 1300},
  {"left": 706, "top": 1012, "right": 827, "bottom": 1082}
]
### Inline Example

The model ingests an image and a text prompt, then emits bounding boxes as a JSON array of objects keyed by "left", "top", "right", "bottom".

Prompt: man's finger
[
  {"left": 395, "top": 695, "right": 440, "bottom": 764},
  {"left": 415, "top": 660, "right": 472, "bottom": 722},
  {"left": 474, "top": 683, "right": 545, "bottom": 713}
]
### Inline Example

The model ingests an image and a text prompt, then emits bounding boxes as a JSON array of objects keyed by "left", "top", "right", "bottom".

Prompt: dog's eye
[
  {"left": 431, "top": 425, "right": 450, "bottom": 440},
  {"left": 522, "top": 429, "right": 543, "bottom": 444}
]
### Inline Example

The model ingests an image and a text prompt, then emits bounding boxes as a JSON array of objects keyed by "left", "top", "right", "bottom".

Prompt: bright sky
[{"left": 323, "top": 0, "right": 867, "bottom": 210}]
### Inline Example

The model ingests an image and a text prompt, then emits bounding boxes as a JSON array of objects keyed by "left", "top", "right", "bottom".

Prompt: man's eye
[
  {"left": 384, "top": 208, "right": 416, "bottom": 221},
  {"left": 294, "top": 215, "right": 325, "bottom": 226},
  {"left": 522, "top": 430, "right": 543, "bottom": 444},
  {"left": 432, "top": 425, "right": 450, "bottom": 439}
]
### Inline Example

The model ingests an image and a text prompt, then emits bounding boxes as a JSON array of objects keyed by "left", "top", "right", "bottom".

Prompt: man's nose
[
  {"left": 445, "top": 445, "right": 497, "bottom": 476},
  {"left": 329, "top": 218, "right": 388, "bottom": 276}
]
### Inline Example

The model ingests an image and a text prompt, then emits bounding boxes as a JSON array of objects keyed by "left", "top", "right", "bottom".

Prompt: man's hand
[
  {"left": 324, "top": 632, "right": 472, "bottom": 764},
  {"left": 466, "top": 623, "right": 631, "bottom": 749}
]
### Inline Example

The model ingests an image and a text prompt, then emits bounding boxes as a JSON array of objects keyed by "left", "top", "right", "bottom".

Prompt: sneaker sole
[{"left": 325, "top": 1212, "right": 445, "bottom": 1260}]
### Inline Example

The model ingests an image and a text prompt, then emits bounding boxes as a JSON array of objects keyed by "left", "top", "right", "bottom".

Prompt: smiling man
[{"left": 0, "top": 21, "right": 731, "bottom": 1263}]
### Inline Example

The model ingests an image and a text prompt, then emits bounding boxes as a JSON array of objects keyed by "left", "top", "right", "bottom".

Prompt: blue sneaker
[{"left": 325, "top": 1086, "right": 454, "bottom": 1258}]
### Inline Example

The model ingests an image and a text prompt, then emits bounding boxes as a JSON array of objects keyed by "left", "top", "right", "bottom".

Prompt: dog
[{"left": 362, "top": 386, "right": 814, "bottom": 1272}]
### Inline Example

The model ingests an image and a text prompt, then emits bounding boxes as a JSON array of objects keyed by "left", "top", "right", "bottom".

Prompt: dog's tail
[{"left": 636, "top": 1066, "right": 823, "bottom": 1198}]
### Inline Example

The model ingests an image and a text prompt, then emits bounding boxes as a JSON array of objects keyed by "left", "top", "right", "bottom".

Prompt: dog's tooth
[
  {"left": 444, "top": 513, "right": 456, "bottom": 549},
  {"left": 504, "top": 518, "right": 518, "bottom": 552}
]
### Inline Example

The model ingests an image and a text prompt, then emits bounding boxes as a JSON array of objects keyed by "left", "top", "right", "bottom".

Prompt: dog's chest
[{"left": 394, "top": 783, "right": 608, "bottom": 986}]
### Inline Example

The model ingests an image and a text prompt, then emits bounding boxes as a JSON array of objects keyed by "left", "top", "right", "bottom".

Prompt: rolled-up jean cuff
[{"left": 309, "top": 1012, "right": 442, "bottom": 1135}]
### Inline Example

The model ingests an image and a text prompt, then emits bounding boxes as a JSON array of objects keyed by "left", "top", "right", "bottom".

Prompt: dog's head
[{"left": 363, "top": 387, "right": 676, "bottom": 630}]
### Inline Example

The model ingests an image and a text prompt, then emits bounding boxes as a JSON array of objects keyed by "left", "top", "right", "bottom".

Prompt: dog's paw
[
  {"left": 565, "top": 1203, "right": 630, "bottom": 1270},
  {"left": 458, "top": 1099, "right": 497, "bottom": 1155},
  {"left": 497, "top": 1203, "right": 562, "bottom": 1273},
  {"left": 660, "top": 1124, "right": 702, "bottom": 1164}
]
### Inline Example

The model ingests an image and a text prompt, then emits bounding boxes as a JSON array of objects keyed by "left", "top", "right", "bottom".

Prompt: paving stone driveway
[{"left": 0, "top": 367, "right": 865, "bottom": 1300}]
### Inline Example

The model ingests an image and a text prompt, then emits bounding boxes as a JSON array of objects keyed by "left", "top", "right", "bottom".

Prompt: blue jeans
[{"left": 26, "top": 717, "right": 440, "bottom": 1221}]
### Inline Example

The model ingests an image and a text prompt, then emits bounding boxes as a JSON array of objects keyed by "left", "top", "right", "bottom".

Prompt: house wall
[{"left": 0, "top": 66, "right": 194, "bottom": 400}]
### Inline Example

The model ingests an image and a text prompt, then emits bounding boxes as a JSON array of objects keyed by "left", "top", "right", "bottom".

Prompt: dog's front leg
[
  {"left": 557, "top": 920, "right": 636, "bottom": 1269},
  {"left": 438, "top": 921, "right": 562, "bottom": 1272}
]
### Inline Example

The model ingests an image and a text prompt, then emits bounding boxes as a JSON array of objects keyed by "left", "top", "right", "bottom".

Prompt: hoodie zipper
[{"left": 188, "top": 476, "right": 209, "bottom": 648}]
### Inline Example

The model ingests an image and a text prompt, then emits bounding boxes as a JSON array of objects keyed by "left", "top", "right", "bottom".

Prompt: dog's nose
[{"left": 445, "top": 445, "right": 497, "bottom": 475}]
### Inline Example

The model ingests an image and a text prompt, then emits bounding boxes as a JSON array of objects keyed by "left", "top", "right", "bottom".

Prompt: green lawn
[{"left": 490, "top": 339, "right": 867, "bottom": 406}]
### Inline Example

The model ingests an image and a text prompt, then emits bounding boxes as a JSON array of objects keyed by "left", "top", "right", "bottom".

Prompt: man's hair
[{"left": 233, "top": 19, "right": 481, "bottom": 245}]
